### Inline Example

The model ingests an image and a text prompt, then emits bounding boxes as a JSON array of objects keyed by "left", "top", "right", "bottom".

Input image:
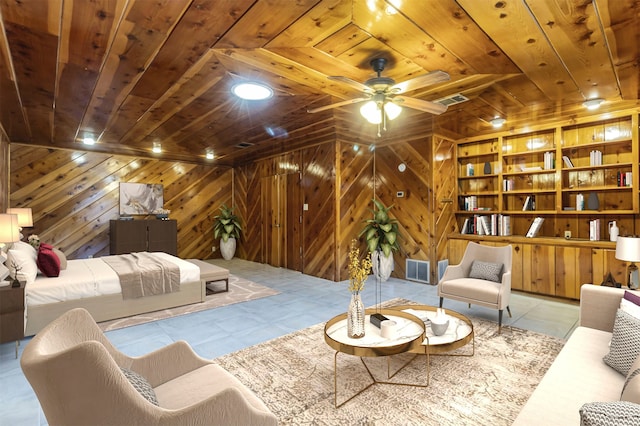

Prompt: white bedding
[{"left": 26, "top": 252, "right": 200, "bottom": 307}]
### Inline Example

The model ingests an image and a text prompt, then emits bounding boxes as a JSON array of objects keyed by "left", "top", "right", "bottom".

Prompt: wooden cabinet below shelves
[{"left": 447, "top": 234, "right": 629, "bottom": 300}]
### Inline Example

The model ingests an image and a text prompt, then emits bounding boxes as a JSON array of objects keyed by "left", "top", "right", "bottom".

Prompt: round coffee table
[{"left": 324, "top": 308, "right": 426, "bottom": 407}]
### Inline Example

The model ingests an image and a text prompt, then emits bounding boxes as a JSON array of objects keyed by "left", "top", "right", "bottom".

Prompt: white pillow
[
  {"left": 11, "top": 241, "right": 37, "bottom": 262},
  {"left": 6, "top": 248, "right": 38, "bottom": 285},
  {"left": 621, "top": 299, "right": 640, "bottom": 320}
]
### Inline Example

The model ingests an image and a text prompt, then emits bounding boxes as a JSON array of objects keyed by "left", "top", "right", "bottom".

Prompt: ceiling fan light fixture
[
  {"left": 205, "top": 149, "right": 214, "bottom": 160},
  {"left": 384, "top": 101, "right": 402, "bottom": 120},
  {"left": 490, "top": 117, "right": 506, "bottom": 128},
  {"left": 152, "top": 142, "right": 162, "bottom": 154},
  {"left": 583, "top": 98, "right": 604, "bottom": 110},
  {"left": 360, "top": 101, "right": 382, "bottom": 124},
  {"left": 232, "top": 82, "right": 273, "bottom": 100},
  {"left": 83, "top": 137, "right": 95, "bottom": 145}
]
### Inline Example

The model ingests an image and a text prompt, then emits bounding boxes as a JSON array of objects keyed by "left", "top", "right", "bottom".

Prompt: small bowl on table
[{"left": 430, "top": 318, "right": 449, "bottom": 336}]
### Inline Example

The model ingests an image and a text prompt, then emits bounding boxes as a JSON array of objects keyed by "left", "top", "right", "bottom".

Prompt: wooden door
[
  {"left": 556, "top": 246, "right": 591, "bottom": 299},
  {"left": 262, "top": 175, "right": 286, "bottom": 267},
  {"left": 523, "top": 244, "right": 556, "bottom": 295}
]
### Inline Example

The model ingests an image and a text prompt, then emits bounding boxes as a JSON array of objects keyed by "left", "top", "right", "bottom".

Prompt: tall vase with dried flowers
[{"left": 347, "top": 239, "right": 372, "bottom": 338}]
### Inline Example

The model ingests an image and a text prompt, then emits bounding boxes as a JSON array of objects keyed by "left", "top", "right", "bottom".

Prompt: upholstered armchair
[
  {"left": 438, "top": 242, "right": 513, "bottom": 330},
  {"left": 21, "top": 308, "right": 277, "bottom": 426}
]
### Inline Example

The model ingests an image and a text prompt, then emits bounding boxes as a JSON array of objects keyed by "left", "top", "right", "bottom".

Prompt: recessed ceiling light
[
  {"left": 205, "top": 149, "right": 214, "bottom": 160},
  {"left": 583, "top": 98, "right": 604, "bottom": 110},
  {"left": 490, "top": 117, "right": 506, "bottom": 128},
  {"left": 152, "top": 142, "right": 162, "bottom": 154},
  {"left": 232, "top": 82, "right": 273, "bottom": 100},
  {"left": 83, "top": 137, "right": 95, "bottom": 145}
]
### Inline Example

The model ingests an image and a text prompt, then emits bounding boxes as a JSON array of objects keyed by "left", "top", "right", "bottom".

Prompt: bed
[{"left": 6, "top": 242, "right": 204, "bottom": 336}]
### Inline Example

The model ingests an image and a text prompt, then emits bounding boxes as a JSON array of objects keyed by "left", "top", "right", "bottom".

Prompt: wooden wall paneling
[
  {"left": 523, "top": 244, "right": 556, "bottom": 296},
  {"left": 287, "top": 172, "right": 303, "bottom": 272},
  {"left": 374, "top": 142, "right": 429, "bottom": 281},
  {"left": 9, "top": 145, "right": 232, "bottom": 260},
  {"left": 511, "top": 243, "right": 524, "bottom": 291},
  {"left": 337, "top": 140, "right": 374, "bottom": 281},
  {"left": 592, "top": 248, "right": 628, "bottom": 287},
  {"left": 302, "top": 143, "right": 336, "bottom": 281},
  {"left": 237, "top": 163, "right": 263, "bottom": 262},
  {"left": 431, "top": 135, "right": 456, "bottom": 283}
]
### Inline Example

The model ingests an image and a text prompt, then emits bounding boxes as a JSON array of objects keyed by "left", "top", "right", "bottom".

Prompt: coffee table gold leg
[{"left": 333, "top": 351, "right": 376, "bottom": 408}]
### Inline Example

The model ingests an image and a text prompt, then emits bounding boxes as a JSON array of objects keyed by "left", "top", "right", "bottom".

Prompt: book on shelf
[
  {"left": 589, "top": 219, "right": 601, "bottom": 241},
  {"left": 589, "top": 150, "right": 602, "bottom": 166},
  {"left": 617, "top": 171, "right": 633, "bottom": 187},
  {"left": 461, "top": 214, "right": 510, "bottom": 236},
  {"left": 543, "top": 151, "right": 555, "bottom": 170},
  {"left": 562, "top": 155, "right": 574, "bottom": 168},
  {"left": 461, "top": 218, "right": 470, "bottom": 234},
  {"left": 522, "top": 195, "right": 535, "bottom": 211},
  {"left": 525, "top": 217, "right": 545, "bottom": 238}
]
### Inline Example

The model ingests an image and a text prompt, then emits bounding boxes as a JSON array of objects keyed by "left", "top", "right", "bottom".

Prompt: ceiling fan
[{"left": 308, "top": 58, "right": 450, "bottom": 134}]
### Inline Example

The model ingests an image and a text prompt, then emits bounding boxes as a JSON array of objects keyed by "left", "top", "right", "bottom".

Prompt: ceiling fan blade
[
  {"left": 328, "top": 76, "right": 373, "bottom": 93},
  {"left": 390, "top": 70, "right": 450, "bottom": 94},
  {"left": 307, "top": 97, "right": 370, "bottom": 113},
  {"left": 392, "top": 96, "right": 448, "bottom": 115}
]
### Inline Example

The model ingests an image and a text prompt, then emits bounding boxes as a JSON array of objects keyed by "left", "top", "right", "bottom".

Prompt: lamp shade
[
  {"left": 0, "top": 214, "right": 20, "bottom": 243},
  {"left": 615, "top": 236, "right": 640, "bottom": 262},
  {"left": 6, "top": 208, "right": 33, "bottom": 227}
]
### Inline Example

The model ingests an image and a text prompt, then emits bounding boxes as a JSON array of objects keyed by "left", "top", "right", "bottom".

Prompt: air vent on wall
[
  {"left": 235, "top": 142, "right": 254, "bottom": 149},
  {"left": 406, "top": 259, "right": 430, "bottom": 284},
  {"left": 438, "top": 259, "right": 449, "bottom": 281},
  {"left": 435, "top": 93, "right": 469, "bottom": 107}
]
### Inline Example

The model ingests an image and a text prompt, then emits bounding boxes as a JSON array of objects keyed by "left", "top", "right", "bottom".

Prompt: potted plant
[
  {"left": 213, "top": 204, "right": 242, "bottom": 260},
  {"left": 358, "top": 198, "right": 400, "bottom": 281}
]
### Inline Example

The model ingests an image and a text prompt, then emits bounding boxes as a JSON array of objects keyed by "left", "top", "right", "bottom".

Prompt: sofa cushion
[
  {"left": 121, "top": 367, "right": 159, "bottom": 406},
  {"left": 468, "top": 260, "right": 503, "bottom": 282},
  {"left": 621, "top": 355, "right": 640, "bottom": 403},
  {"left": 604, "top": 309, "right": 640, "bottom": 375},
  {"left": 513, "top": 326, "right": 624, "bottom": 425},
  {"left": 579, "top": 401, "right": 640, "bottom": 426}
]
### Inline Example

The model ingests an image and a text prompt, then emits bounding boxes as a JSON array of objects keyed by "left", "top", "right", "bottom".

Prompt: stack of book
[
  {"left": 590, "top": 150, "right": 603, "bottom": 166},
  {"left": 461, "top": 214, "right": 511, "bottom": 236},
  {"left": 618, "top": 171, "right": 633, "bottom": 187},
  {"left": 589, "top": 219, "right": 601, "bottom": 241},
  {"left": 543, "top": 152, "right": 555, "bottom": 170},
  {"left": 522, "top": 195, "right": 536, "bottom": 211}
]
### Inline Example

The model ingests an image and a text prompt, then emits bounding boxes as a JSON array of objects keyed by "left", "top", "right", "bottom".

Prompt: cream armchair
[
  {"left": 438, "top": 242, "right": 512, "bottom": 330},
  {"left": 20, "top": 308, "right": 277, "bottom": 426}
]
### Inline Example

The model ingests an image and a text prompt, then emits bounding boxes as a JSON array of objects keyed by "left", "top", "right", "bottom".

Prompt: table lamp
[
  {"left": 6, "top": 207, "right": 33, "bottom": 240},
  {"left": 615, "top": 236, "right": 640, "bottom": 290},
  {"left": 0, "top": 213, "right": 21, "bottom": 286}
]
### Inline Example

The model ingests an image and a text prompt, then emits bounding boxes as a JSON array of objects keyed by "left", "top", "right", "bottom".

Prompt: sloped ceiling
[{"left": 0, "top": 0, "right": 637, "bottom": 166}]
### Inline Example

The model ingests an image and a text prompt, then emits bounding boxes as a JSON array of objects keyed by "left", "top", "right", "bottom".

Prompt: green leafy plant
[
  {"left": 358, "top": 198, "right": 400, "bottom": 257},
  {"left": 213, "top": 204, "right": 242, "bottom": 242}
]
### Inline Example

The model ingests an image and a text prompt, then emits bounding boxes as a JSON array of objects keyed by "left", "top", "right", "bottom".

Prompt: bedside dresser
[{"left": 0, "top": 281, "right": 25, "bottom": 358}]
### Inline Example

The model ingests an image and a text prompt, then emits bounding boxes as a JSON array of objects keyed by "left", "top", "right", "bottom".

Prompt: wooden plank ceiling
[{"left": 0, "top": 0, "right": 637, "bottom": 166}]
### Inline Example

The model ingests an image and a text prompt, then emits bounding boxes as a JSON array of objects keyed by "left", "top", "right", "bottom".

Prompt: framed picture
[{"left": 119, "top": 183, "right": 164, "bottom": 215}]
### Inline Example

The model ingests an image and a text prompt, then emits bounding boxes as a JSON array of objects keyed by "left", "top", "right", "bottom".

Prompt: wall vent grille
[
  {"left": 406, "top": 259, "right": 430, "bottom": 284},
  {"left": 438, "top": 259, "right": 449, "bottom": 281}
]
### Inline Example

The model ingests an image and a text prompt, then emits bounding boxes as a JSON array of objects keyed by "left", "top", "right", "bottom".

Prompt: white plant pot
[
  {"left": 371, "top": 250, "right": 393, "bottom": 282},
  {"left": 220, "top": 237, "right": 236, "bottom": 260}
]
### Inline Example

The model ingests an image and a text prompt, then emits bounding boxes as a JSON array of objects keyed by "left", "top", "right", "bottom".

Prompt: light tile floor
[{"left": 0, "top": 259, "right": 580, "bottom": 425}]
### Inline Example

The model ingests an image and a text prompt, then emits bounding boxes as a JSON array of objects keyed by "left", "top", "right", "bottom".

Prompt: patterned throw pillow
[
  {"left": 120, "top": 367, "right": 159, "bottom": 406},
  {"left": 468, "top": 260, "right": 503, "bottom": 283},
  {"left": 622, "top": 355, "right": 640, "bottom": 403},
  {"left": 603, "top": 309, "right": 640, "bottom": 375},
  {"left": 579, "top": 401, "right": 640, "bottom": 426}
]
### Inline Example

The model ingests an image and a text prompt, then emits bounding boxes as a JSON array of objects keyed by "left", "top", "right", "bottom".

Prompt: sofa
[{"left": 514, "top": 284, "right": 640, "bottom": 425}]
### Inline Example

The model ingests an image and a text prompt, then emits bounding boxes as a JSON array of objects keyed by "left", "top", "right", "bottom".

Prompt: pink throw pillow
[{"left": 37, "top": 243, "right": 61, "bottom": 277}]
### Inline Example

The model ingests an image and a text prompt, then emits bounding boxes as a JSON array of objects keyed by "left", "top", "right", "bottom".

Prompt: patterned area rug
[
  {"left": 99, "top": 274, "right": 279, "bottom": 331},
  {"left": 215, "top": 299, "right": 565, "bottom": 425}
]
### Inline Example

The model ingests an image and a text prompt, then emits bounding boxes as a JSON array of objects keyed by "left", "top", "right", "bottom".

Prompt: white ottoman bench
[{"left": 186, "top": 259, "right": 230, "bottom": 294}]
